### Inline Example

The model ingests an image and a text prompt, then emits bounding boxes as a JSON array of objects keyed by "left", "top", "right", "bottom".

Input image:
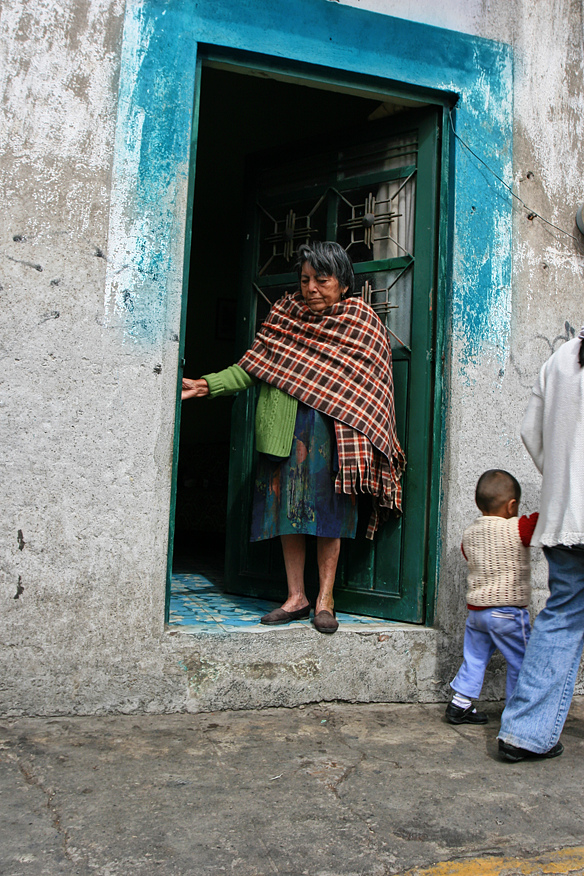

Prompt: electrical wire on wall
[{"left": 448, "top": 109, "right": 582, "bottom": 247}]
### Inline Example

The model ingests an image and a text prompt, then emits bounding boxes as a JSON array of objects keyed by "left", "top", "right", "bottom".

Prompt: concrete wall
[
  {"left": 1, "top": 0, "right": 583, "bottom": 715},
  {"left": 340, "top": 0, "right": 584, "bottom": 675}
]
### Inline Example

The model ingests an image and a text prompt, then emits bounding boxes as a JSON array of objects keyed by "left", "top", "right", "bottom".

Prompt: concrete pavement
[{"left": 2, "top": 699, "right": 584, "bottom": 876}]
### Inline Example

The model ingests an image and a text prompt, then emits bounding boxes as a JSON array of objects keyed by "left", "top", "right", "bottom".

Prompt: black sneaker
[
  {"left": 445, "top": 702, "right": 489, "bottom": 725},
  {"left": 498, "top": 739, "right": 564, "bottom": 762}
]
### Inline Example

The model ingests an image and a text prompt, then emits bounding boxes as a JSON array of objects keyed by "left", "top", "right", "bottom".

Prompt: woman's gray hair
[{"left": 295, "top": 241, "right": 355, "bottom": 296}]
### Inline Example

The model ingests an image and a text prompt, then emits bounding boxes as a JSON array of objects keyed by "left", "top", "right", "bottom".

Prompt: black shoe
[
  {"left": 312, "top": 610, "right": 338, "bottom": 634},
  {"left": 260, "top": 603, "right": 311, "bottom": 625},
  {"left": 445, "top": 702, "right": 488, "bottom": 725},
  {"left": 498, "top": 739, "right": 564, "bottom": 762}
]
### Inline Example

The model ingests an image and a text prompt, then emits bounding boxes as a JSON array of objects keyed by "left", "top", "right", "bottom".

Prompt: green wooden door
[{"left": 225, "top": 109, "right": 440, "bottom": 622}]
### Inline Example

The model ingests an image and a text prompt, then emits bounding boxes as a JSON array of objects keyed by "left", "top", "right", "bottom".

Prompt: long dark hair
[{"left": 579, "top": 338, "right": 584, "bottom": 368}]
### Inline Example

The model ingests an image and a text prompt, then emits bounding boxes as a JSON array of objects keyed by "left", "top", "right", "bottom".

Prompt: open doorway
[
  {"left": 173, "top": 65, "right": 397, "bottom": 580},
  {"left": 172, "top": 61, "right": 441, "bottom": 624}
]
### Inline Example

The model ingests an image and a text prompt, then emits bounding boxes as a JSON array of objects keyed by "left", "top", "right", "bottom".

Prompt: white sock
[{"left": 452, "top": 692, "right": 473, "bottom": 710}]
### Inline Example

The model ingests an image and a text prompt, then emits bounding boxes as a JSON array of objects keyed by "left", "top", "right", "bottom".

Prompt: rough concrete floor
[{"left": 2, "top": 699, "right": 584, "bottom": 876}]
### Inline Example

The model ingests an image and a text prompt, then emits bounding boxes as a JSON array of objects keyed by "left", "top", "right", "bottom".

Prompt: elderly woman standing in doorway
[{"left": 182, "top": 241, "right": 405, "bottom": 633}]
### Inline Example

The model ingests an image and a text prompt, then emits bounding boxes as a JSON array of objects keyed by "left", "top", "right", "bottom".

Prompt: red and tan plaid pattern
[{"left": 238, "top": 292, "right": 406, "bottom": 538}]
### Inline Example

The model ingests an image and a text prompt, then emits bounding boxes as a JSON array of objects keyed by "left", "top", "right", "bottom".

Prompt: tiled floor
[{"left": 169, "top": 572, "right": 396, "bottom": 633}]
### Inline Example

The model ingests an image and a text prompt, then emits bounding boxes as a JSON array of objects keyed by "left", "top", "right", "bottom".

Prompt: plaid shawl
[{"left": 238, "top": 291, "right": 406, "bottom": 538}]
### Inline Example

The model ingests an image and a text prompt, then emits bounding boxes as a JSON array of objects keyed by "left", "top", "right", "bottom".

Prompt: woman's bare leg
[
  {"left": 315, "top": 536, "right": 341, "bottom": 614},
  {"left": 280, "top": 534, "right": 310, "bottom": 611}
]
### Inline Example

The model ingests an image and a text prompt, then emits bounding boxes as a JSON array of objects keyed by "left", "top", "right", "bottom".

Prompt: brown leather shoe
[
  {"left": 260, "top": 603, "right": 311, "bottom": 625},
  {"left": 312, "top": 610, "right": 338, "bottom": 634}
]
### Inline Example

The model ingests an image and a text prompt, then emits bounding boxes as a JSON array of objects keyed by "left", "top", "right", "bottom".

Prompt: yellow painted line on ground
[{"left": 400, "top": 846, "right": 584, "bottom": 876}]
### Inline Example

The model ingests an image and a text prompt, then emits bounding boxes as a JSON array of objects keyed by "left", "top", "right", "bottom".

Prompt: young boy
[{"left": 445, "top": 469, "right": 539, "bottom": 725}]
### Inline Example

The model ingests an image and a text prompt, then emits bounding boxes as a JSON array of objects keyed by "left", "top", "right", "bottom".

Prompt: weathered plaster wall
[
  {"left": 2, "top": 0, "right": 583, "bottom": 715},
  {"left": 0, "top": 0, "right": 180, "bottom": 712},
  {"left": 339, "top": 0, "right": 584, "bottom": 693},
  {"left": 0, "top": 0, "right": 445, "bottom": 717}
]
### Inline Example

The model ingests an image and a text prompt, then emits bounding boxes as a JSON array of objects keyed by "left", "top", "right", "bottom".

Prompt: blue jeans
[
  {"left": 451, "top": 606, "right": 531, "bottom": 702},
  {"left": 498, "top": 545, "right": 584, "bottom": 753}
]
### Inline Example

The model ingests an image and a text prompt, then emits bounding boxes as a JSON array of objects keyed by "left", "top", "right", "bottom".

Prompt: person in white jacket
[{"left": 498, "top": 330, "right": 584, "bottom": 762}]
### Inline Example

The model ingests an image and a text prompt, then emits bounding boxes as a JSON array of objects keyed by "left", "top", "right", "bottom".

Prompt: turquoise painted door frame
[{"left": 105, "top": 0, "right": 513, "bottom": 625}]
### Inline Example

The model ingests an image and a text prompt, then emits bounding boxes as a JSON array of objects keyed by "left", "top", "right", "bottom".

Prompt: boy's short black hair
[{"left": 475, "top": 469, "right": 521, "bottom": 513}]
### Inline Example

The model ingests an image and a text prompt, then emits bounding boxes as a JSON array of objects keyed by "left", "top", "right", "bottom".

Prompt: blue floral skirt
[{"left": 250, "top": 402, "right": 358, "bottom": 542}]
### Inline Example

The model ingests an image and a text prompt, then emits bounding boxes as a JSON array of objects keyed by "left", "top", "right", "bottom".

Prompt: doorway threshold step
[{"left": 169, "top": 573, "right": 402, "bottom": 634}]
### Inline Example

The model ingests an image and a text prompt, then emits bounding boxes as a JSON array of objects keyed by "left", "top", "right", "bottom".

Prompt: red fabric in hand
[{"left": 518, "top": 512, "right": 539, "bottom": 546}]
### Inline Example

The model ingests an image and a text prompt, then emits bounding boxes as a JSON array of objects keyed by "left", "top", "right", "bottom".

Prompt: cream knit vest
[{"left": 463, "top": 516, "right": 532, "bottom": 608}]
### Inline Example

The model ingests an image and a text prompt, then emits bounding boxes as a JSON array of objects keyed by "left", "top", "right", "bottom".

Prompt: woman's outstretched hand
[{"left": 181, "top": 378, "right": 210, "bottom": 400}]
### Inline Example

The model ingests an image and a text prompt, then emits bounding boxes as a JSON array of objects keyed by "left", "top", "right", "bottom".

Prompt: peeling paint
[
  {"left": 104, "top": 1, "right": 155, "bottom": 329},
  {"left": 106, "top": 0, "right": 513, "bottom": 370},
  {"left": 0, "top": 0, "right": 124, "bottom": 236},
  {"left": 447, "top": 44, "right": 513, "bottom": 367},
  {"left": 541, "top": 247, "right": 584, "bottom": 276},
  {"left": 104, "top": 0, "right": 196, "bottom": 345},
  {"left": 513, "top": 239, "right": 584, "bottom": 309},
  {"left": 516, "top": 1, "right": 584, "bottom": 202}
]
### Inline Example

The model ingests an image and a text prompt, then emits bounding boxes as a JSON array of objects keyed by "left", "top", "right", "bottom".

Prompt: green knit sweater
[{"left": 202, "top": 364, "right": 298, "bottom": 458}]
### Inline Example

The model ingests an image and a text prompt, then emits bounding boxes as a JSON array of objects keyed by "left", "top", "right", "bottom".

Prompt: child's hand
[{"left": 181, "top": 378, "right": 210, "bottom": 400}]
